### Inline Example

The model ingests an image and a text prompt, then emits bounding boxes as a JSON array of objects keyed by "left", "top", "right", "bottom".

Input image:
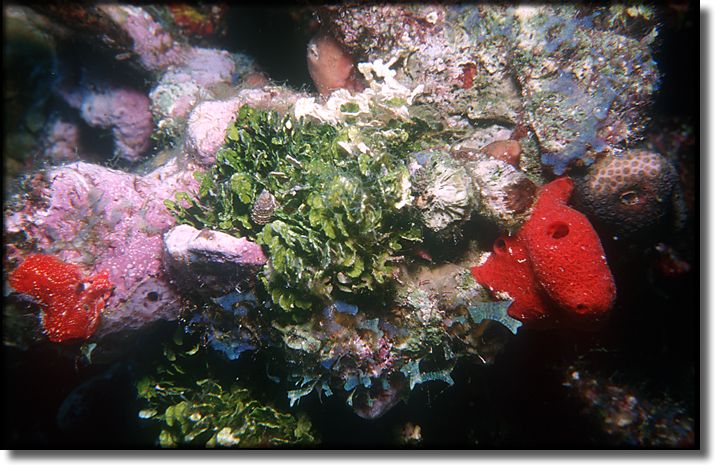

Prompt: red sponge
[
  {"left": 9, "top": 254, "right": 114, "bottom": 342},
  {"left": 472, "top": 177, "right": 616, "bottom": 328}
]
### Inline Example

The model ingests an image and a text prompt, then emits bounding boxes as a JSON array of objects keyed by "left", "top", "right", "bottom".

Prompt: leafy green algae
[
  {"left": 136, "top": 331, "right": 317, "bottom": 448},
  {"left": 166, "top": 106, "right": 436, "bottom": 313}
]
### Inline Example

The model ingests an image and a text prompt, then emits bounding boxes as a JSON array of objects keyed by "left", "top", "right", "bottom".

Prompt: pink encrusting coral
[
  {"left": 471, "top": 177, "right": 616, "bottom": 328},
  {"left": 98, "top": 4, "right": 187, "bottom": 72}
]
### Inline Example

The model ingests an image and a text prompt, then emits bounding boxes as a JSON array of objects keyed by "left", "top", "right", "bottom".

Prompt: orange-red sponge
[
  {"left": 9, "top": 254, "right": 113, "bottom": 342},
  {"left": 472, "top": 177, "right": 616, "bottom": 328}
]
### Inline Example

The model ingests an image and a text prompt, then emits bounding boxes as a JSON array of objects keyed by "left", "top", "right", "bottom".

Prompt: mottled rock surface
[{"left": 163, "top": 224, "right": 267, "bottom": 297}]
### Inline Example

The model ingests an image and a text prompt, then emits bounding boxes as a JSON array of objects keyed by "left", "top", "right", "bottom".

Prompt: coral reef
[
  {"left": 5, "top": 160, "right": 198, "bottom": 337},
  {"left": 471, "top": 178, "right": 616, "bottom": 327},
  {"left": 9, "top": 254, "right": 113, "bottom": 342},
  {"left": 1, "top": 2, "right": 697, "bottom": 449},
  {"left": 320, "top": 5, "right": 660, "bottom": 174},
  {"left": 573, "top": 150, "right": 681, "bottom": 237}
]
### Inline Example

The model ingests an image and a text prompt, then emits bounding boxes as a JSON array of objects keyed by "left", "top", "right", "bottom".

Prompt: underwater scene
[{"left": 3, "top": 3, "right": 698, "bottom": 449}]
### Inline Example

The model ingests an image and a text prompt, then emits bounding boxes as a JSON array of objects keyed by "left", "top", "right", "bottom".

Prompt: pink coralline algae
[
  {"left": 5, "top": 159, "right": 199, "bottom": 337},
  {"left": 185, "top": 87, "right": 307, "bottom": 166},
  {"left": 99, "top": 4, "right": 186, "bottom": 73},
  {"left": 471, "top": 178, "right": 616, "bottom": 328},
  {"left": 59, "top": 77, "right": 153, "bottom": 163}
]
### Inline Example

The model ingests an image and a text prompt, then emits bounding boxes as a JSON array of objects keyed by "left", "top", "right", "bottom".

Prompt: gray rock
[{"left": 163, "top": 224, "right": 267, "bottom": 296}]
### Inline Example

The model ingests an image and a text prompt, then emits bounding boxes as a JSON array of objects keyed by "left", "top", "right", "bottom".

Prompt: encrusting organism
[{"left": 9, "top": 254, "right": 114, "bottom": 342}]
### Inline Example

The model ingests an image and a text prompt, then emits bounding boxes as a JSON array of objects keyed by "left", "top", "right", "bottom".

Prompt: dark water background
[{"left": 2, "top": 6, "right": 699, "bottom": 448}]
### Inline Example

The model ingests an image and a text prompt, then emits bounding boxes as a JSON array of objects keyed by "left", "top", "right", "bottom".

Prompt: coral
[
  {"left": 9, "top": 254, "right": 113, "bottom": 342},
  {"left": 574, "top": 150, "right": 680, "bottom": 236},
  {"left": 163, "top": 224, "right": 267, "bottom": 297},
  {"left": 307, "top": 32, "right": 364, "bottom": 97},
  {"left": 471, "top": 178, "right": 616, "bottom": 327}
]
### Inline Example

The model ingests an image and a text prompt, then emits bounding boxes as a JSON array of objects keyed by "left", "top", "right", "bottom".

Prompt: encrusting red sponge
[
  {"left": 471, "top": 177, "right": 616, "bottom": 328},
  {"left": 9, "top": 254, "right": 114, "bottom": 342}
]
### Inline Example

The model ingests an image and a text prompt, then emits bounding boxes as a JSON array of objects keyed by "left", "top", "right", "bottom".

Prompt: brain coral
[{"left": 574, "top": 150, "right": 679, "bottom": 236}]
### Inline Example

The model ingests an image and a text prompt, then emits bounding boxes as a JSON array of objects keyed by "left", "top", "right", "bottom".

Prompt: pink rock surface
[
  {"left": 185, "top": 87, "right": 307, "bottom": 166},
  {"left": 42, "top": 116, "right": 81, "bottom": 163},
  {"left": 5, "top": 159, "right": 200, "bottom": 337},
  {"left": 59, "top": 77, "right": 153, "bottom": 163},
  {"left": 99, "top": 5, "right": 186, "bottom": 72}
]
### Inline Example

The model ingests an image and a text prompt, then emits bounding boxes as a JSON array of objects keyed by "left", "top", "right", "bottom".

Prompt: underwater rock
[
  {"left": 307, "top": 32, "right": 364, "bottom": 97},
  {"left": 321, "top": 5, "right": 659, "bottom": 175},
  {"left": 471, "top": 178, "right": 616, "bottom": 328},
  {"left": 41, "top": 115, "right": 81, "bottom": 164},
  {"left": 58, "top": 74, "right": 153, "bottom": 163},
  {"left": 511, "top": 5, "right": 659, "bottom": 174},
  {"left": 163, "top": 224, "right": 267, "bottom": 297},
  {"left": 563, "top": 367, "right": 694, "bottom": 447},
  {"left": 9, "top": 254, "right": 113, "bottom": 343},
  {"left": 320, "top": 5, "right": 523, "bottom": 125},
  {"left": 185, "top": 88, "right": 307, "bottom": 165},
  {"left": 98, "top": 4, "right": 187, "bottom": 73},
  {"left": 573, "top": 150, "right": 680, "bottom": 237},
  {"left": 4, "top": 159, "right": 199, "bottom": 338},
  {"left": 148, "top": 47, "right": 248, "bottom": 144}
]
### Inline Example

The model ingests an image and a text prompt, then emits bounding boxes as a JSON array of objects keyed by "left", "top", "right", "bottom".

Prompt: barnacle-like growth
[{"left": 166, "top": 105, "right": 433, "bottom": 312}]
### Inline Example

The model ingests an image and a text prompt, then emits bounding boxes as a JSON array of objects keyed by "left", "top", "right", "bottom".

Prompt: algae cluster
[{"left": 166, "top": 105, "right": 442, "bottom": 313}]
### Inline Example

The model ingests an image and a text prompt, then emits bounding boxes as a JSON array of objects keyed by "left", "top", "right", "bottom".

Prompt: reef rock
[
  {"left": 185, "top": 87, "right": 307, "bottom": 166},
  {"left": 58, "top": 73, "right": 153, "bottom": 163},
  {"left": 163, "top": 224, "right": 267, "bottom": 297},
  {"left": 5, "top": 159, "right": 199, "bottom": 338},
  {"left": 471, "top": 177, "right": 616, "bottom": 328},
  {"left": 454, "top": 148, "right": 538, "bottom": 229},
  {"left": 574, "top": 150, "right": 681, "bottom": 237}
]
